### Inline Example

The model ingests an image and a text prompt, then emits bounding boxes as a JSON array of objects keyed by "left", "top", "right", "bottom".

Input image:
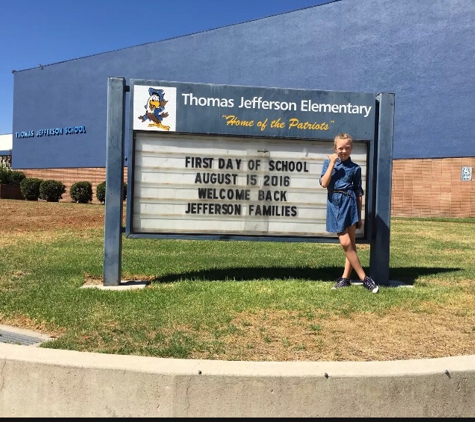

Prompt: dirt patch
[
  {"left": 186, "top": 306, "right": 475, "bottom": 362},
  {"left": 0, "top": 199, "right": 105, "bottom": 233}
]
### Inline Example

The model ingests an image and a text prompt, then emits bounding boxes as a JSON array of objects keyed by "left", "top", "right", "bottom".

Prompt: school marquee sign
[{"left": 103, "top": 77, "right": 394, "bottom": 286}]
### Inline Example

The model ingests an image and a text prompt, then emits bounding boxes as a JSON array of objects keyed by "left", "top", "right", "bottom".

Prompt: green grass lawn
[{"left": 1, "top": 201, "right": 474, "bottom": 362}]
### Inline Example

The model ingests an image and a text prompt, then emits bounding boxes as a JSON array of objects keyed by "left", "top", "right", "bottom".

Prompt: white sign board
[{"left": 131, "top": 132, "right": 367, "bottom": 239}]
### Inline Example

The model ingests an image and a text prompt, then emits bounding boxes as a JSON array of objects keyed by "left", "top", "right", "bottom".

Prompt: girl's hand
[{"left": 327, "top": 153, "right": 339, "bottom": 164}]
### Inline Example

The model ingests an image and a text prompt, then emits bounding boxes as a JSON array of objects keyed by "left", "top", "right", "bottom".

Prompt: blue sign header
[{"left": 131, "top": 80, "right": 376, "bottom": 141}]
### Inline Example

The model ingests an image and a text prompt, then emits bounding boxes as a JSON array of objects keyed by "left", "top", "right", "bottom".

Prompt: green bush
[
  {"left": 96, "top": 180, "right": 127, "bottom": 204},
  {"left": 20, "top": 178, "right": 43, "bottom": 201},
  {"left": 0, "top": 166, "right": 7, "bottom": 184},
  {"left": 0, "top": 166, "right": 26, "bottom": 185},
  {"left": 96, "top": 181, "right": 106, "bottom": 203},
  {"left": 9, "top": 170, "right": 26, "bottom": 185},
  {"left": 39, "top": 180, "right": 66, "bottom": 202},
  {"left": 70, "top": 181, "right": 93, "bottom": 203}
]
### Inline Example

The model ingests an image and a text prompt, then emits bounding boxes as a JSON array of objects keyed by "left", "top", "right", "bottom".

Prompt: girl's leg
[
  {"left": 342, "top": 257, "right": 352, "bottom": 279},
  {"left": 338, "top": 225, "right": 379, "bottom": 293},
  {"left": 337, "top": 224, "right": 366, "bottom": 281}
]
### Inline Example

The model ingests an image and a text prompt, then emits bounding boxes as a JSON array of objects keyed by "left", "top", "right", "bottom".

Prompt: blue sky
[{"left": 0, "top": 0, "right": 330, "bottom": 135}]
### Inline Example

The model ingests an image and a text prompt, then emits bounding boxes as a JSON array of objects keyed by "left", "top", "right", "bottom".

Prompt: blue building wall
[{"left": 12, "top": 0, "right": 475, "bottom": 169}]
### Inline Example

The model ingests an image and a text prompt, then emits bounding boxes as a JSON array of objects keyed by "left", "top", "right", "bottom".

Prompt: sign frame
[
  {"left": 103, "top": 77, "right": 394, "bottom": 286},
  {"left": 126, "top": 79, "right": 376, "bottom": 243}
]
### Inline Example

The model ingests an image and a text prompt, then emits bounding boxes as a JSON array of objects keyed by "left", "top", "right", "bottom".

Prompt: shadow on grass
[{"left": 150, "top": 266, "right": 461, "bottom": 286}]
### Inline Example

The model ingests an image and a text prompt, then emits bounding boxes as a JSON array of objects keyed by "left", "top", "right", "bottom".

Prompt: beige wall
[
  {"left": 17, "top": 157, "right": 475, "bottom": 217},
  {"left": 0, "top": 133, "right": 12, "bottom": 150}
]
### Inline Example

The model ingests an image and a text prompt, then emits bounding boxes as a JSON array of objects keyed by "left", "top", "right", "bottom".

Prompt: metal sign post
[
  {"left": 370, "top": 92, "right": 395, "bottom": 285},
  {"left": 103, "top": 77, "right": 126, "bottom": 286}
]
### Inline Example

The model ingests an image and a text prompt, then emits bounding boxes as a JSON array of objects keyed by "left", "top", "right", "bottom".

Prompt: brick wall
[
  {"left": 16, "top": 158, "right": 475, "bottom": 217},
  {"left": 392, "top": 158, "right": 475, "bottom": 218}
]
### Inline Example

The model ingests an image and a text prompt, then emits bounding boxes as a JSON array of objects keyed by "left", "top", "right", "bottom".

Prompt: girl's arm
[
  {"left": 320, "top": 154, "right": 338, "bottom": 188},
  {"left": 357, "top": 195, "right": 363, "bottom": 229},
  {"left": 354, "top": 166, "right": 364, "bottom": 229}
]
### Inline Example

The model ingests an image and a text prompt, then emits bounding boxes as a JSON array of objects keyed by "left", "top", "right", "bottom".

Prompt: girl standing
[{"left": 320, "top": 133, "right": 379, "bottom": 293}]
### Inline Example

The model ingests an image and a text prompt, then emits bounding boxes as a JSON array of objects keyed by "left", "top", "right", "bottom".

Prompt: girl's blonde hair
[{"left": 333, "top": 132, "right": 353, "bottom": 147}]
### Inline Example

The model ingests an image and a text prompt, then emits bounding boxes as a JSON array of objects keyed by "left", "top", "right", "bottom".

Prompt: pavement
[{"left": 0, "top": 324, "right": 53, "bottom": 346}]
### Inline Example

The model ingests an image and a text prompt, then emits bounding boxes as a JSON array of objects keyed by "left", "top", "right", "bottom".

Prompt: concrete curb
[{"left": 0, "top": 342, "right": 474, "bottom": 417}]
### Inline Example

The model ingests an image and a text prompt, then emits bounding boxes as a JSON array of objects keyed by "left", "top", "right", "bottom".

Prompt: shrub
[
  {"left": 0, "top": 166, "right": 25, "bottom": 185},
  {"left": 70, "top": 181, "right": 93, "bottom": 203},
  {"left": 96, "top": 180, "right": 127, "bottom": 204},
  {"left": 9, "top": 170, "right": 26, "bottom": 185},
  {"left": 20, "top": 178, "right": 43, "bottom": 201},
  {"left": 0, "top": 166, "right": 8, "bottom": 184},
  {"left": 96, "top": 181, "right": 106, "bottom": 203},
  {"left": 39, "top": 179, "right": 66, "bottom": 202}
]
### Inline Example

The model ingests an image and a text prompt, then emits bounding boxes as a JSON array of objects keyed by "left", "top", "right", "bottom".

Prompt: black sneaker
[
  {"left": 332, "top": 277, "right": 351, "bottom": 289},
  {"left": 363, "top": 276, "right": 379, "bottom": 293}
]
